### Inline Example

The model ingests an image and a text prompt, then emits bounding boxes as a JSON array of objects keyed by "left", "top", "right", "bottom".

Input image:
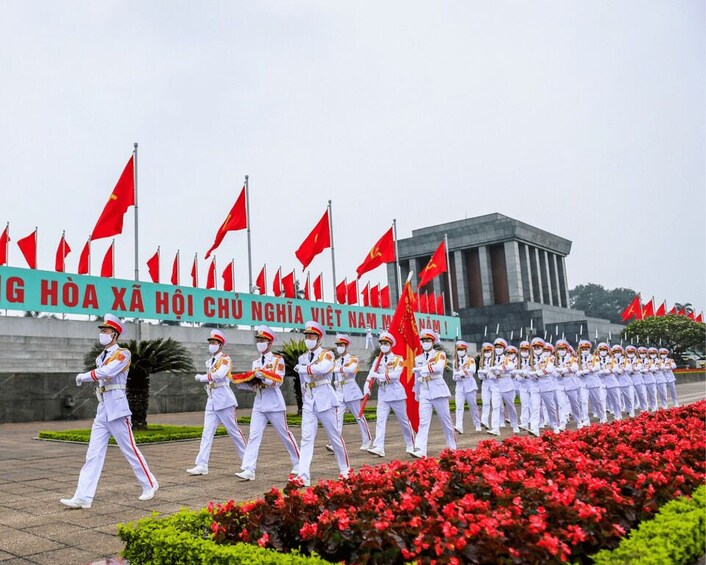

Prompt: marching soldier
[
  {"left": 476, "top": 342, "right": 494, "bottom": 429},
  {"left": 234, "top": 325, "right": 300, "bottom": 481},
  {"left": 186, "top": 329, "right": 247, "bottom": 476},
  {"left": 638, "top": 346, "right": 657, "bottom": 411},
  {"left": 555, "top": 339, "right": 584, "bottom": 428},
  {"left": 577, "top": 340, "right": 605, "bottom": 425},
  {"left": 652, "top": 347, "right": 669, "bottom": 409},
  {"left": 612, "top": 345, "right": 635, "bottom": 418},
  {"left": 530, "top": 338, "right": 560, "bottom": 434},
  {"left": 660, "top": 348, "right": 680, "bottom": 407},
  {"left": 596, "top": 342, "right": 621, "bottom": 420},
  {"left": 452, "top": 340, "right": 481, "bottom": 434},
  {"left": 293, "top": 321, "right": 350, "bottom": 486},
  {"left": 61, "top": 314, "right": 158, "bottom": 509},
  {"left": 366, "top": 331, "right": 416, "bottom": 457},
  {"left": 411, "top": 329, "right": 456, "bottom": 457},
  {"left": 487, "top": 338, "right": 519, "bottom": 436},
  {"left": 626, "top": 345, "right": 647, "bottom": 412},
  {"left": 513, "top": 341, "right": 536, "bottom": 434}
]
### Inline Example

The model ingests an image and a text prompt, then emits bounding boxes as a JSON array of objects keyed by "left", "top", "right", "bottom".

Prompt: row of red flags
[
  {"left": 0, "top": 154, "right": 452, "bottom": 296},
  {"left": 621, "top": 295, "right": 703, "bottom": 324}
]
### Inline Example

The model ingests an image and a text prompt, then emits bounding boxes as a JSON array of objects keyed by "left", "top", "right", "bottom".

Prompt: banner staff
[
  {"left": 328, "top": 200, "right": 337, "bottom": 300},
  {"left": 245, "top": 175, "right": 253, "bottom": 292}
]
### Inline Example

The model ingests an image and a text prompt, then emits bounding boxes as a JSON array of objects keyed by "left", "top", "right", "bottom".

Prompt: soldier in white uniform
[
  {"left": 577, "top": 340, "right": 605, "bottom": 425},
  {"left": 293, "top": 321, "right": 350, "bottom": 486},
  {"left": 513, "top": 341, "right": 534, "bottom": 433},
  {"left": 186, "top": 329, "right": 247, "bottom": 476},
  {"left": 612, "top": 345, "right": 635, "bottom": 418},
  {"left": 651, "top": 347, "right": 668, "bottom": 409},
  {"left": 554, "top": 339, "right": 583, "bottom": 428},
  {"left": 331, "top": 334, "right": 372, "bottom": 450},
  {"left": 660, "top": 348, "right": 679, "bottom": 407},
  {"left": 234, "top": 325, "right": 300, "bottom": 481},
  {"left": 452, "top": 340, "right": 481, "bottom": 434},
  {"left": 61, "top": 314, "right": 158, "bottom": 509},
  {"left": 626, "top": 345, "right": 647, "bottom": 412},
  {"left": 596, "top": 342, "right": 621, "bottom": 420},
  {"left": 476, "top": 342, "right": 494, "bottom": 429},
  {"left": 487, "top": 338, "right": 519, "bottom": 436},
  {"left": 410, "top": 330, "right": 456, "bottom": 457},
  {"left": 366, "top": 331, "right": 416, "bottom": 457},
  {"left": 531, "top": 338, "right": 560, "bottom": 434},
  {"left": 639, "top": 346, "right": 657, "bottom": 411}
]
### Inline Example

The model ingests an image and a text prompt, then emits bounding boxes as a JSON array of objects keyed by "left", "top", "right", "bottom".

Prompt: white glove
[
  {"left": 420, "top": 368, "right": 430, "bottom": 378},
  {"left": 294, "top": 364, "right": 302, "bottom": 373},
  {"left": 76, "top": 373, "right": 84, "bottom": 386},
  {"left": 363, "top": 380, "right": 371, "bottom": 396}
]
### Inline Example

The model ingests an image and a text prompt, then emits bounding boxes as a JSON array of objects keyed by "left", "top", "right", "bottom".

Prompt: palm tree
[
  {"left": 276, "top": 339, "right": 308, "bottom": 416},
  {"left": 84, "top": 338, "right": 195, "bottom": 429}
]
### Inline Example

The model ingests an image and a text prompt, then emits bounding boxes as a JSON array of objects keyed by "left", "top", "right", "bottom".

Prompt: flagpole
[
  {"left": 245, "top": 175, "right": 253, "bottom": 293},
  {"left": 393, "top": 219, "right": 402, "bottom": 301},
  {"left": 444, "top": 233, "right": 455, "bottom": 316},
  {"left": 133, "top": 143, "right": 141, "bottom": 340},
  {"left": 328, "top": 200, "right": 337, "bottom": 300},
  {"left": 34, "top": 227, "right": 38, "bottom": 269},
  {"left": 232, "top": 260, "right": 236, "bottom": 294},
  {"left": 176, "top": 250, "right": 180, "bottom": 286},
  {"left": 111, "top": 240, "right": 115, "bottom": 278},
  {"left": 157, "top": 245, "right": 160, "bottom": 283}
]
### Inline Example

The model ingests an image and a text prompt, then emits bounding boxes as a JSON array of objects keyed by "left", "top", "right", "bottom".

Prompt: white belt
[
  {"left": 98, "top": 384, "right": 126, "bottom": 393},
  {"left": 207, "top": 382, "right": 229, "bottom": 389},
  {"left": 306, "top": 380, "right": 331, "bottom": 389},
  {"left": 420, "top": 375, "right": 442, "bottom": 383}
]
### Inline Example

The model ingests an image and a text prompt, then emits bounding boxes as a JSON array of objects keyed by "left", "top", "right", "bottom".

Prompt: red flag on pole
[
  {"left": 222, "top": 260, "right": 234, "bottom": 292},
  {"left": 654, "top": 301, "right": 667, "bottom": 317},
  {"left": 206, "top": 258, "right": 217, "bottom": 289},
  {"left": 100, "top": 241, "right": 114, "bottom": 278},
  {"left": 695, "top": 312, "right": 703, "bottom": 323},
  {"left": 361, "top": 283, "right": 370, "bottom": 307},
  {"left": 78, "top": 240, "right": 90, "bottom": 274},
  {"left": 388, "top": 280, "right": 421, "bottom": 432},
  {"left": 677, "top": 308, "right": 686, "bottom": 317},
  {"left": 0, "top": 224, "right": 9, "bottom": 266},
  {"left": 370, "top": 284, "right": 380, "bottom": 308},
  {"left": 17, "top": 229, "right": 37, "bottom": 269},
  {"left": 205, "top": 186, "right": 247, "bottom": 259},
  {"left": 336, "top": 279, "right": 347, "bottom": 304},
  {"left": 427, "top": 291, "right": 437, "bottom": 315},
  {"left": 313, "top": 273, "right": 322, "bottom": 301},
  {"left": 380, "top": 286, "right": 390, "bottom": 308},
  {"left": 437, "top": 292, "right": 445, "bottom": 315},
  {"left": 255, "top": 265, "right": 266, "bottom": 295},
  {"left": 355, "top": 227, "right": 396, "bottom": 278},
  {"left": 641, "top": 298, "right": 655, "bottom": 318},
  {"left": 295, "top": 209, "right": 331, "bottom": 269},
  {"left": 55, "top": 232, "right": 71, "bottom": 272},
  {"left": 418, "top": 240, "right": 447, "bottom": 289},
  {"left": 303, "top": 272, "right": 311, "bottom": 301},
  {"left": 191, "top": 254, "right": 198, "bottom": 287},
  {"left": 687, "top": 310, "right": 696, "bottom": 321},
  {"left": 282, "top": 270, "right": 296, "bottom": 298},
  {"left": 667, "top": 305, "right": 677, "bottom": 315},
  {"left": 273, "top": 268, "right": 282, "bottom": 297},
  {"left": 146, "top": 248, "right": 160, "bottom": 283},
  {"left": 171, "top": 251, "right": 180, "bottom": 286},
  {"left": 347, "top": 279, "right": 358, "bottom": 305},
  {"left": 620, "top": 295, "right": 643, "bottom": 321},
  {"left": 91, "top": 156, "right": 135, "bottom": 240},
  {"left": 419, "top": 292, "right": 428, "bottom": 314}
]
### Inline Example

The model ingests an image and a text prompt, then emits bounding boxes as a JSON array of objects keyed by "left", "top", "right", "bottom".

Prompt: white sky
[{"left": 1, "top": 1, "right": 704, "bottom": 312}]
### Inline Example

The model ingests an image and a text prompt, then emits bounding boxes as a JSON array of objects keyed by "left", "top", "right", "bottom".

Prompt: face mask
[
  {"left": 509, "top": 353, "right": 517, "bottom": 359},
  {"left": 628, "top": 353, "right": 635, "bottom": 359},
  {"left": 494, "top": 347, "right": 504, "bottom": 356},
  {"left": 421, "top": 342, "right": 433, "bottom": 351},
  {"left": 520, "top": 351, "right": 529, "bottom": 358},
  {"left": 639, "top": 353, "right": 646, "bottom": 359},
  {"left": 99, "top": 333, "right": 113, "bottom": 346},
  {"left": 336, "top": 346, "right": 346, "bottom": 355},
  {"left": 208, "top": 343, "right": 220, "bottom": 355},
  {"left": 457, "top": 350, "right": 466, "bottom": 357},
  {"left": 533, "top": 348, "right": 543, "bottom": 356},
  {"left": 660, "top": 354, "right": 667, "bottom": 358},
  {"left": 483, "top": 351, "right": 492, "bottom": 358},
  {"left": 380, "top": 344, "right": 391, "bottom": 354},
  {"left": 558, "top": 349, "right": 566, "bottom": 356},
  {"left": 541, "top": 351, "right": 550, "bottom": 359},
  {"left": 305, "top": 339, "right": 317, "bottom": 351},
  {"left": 599, "top": 350, "right": 608, "bottom": 357},
  {"left": 650, "top": 354, "right": 657, "bottom": 359},
  {"left": 256, "top": 342, "right": 269, "bottom": 353}
]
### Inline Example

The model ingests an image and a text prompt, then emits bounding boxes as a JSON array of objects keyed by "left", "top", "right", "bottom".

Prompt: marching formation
[{"left": 60, "top": 314, "right": 681, "bottom": 509}]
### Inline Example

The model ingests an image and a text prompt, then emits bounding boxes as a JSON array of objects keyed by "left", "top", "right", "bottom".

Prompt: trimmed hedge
[
  {"left": 591, "top": 485, "right": 706, "bottom": 565},
  {"left": 118, "top": 509, "right": 332, "bottom": 565}
]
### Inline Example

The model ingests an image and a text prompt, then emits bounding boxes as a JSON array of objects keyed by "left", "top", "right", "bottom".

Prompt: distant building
[{"left": 387, "top": 213, "right": 624, "bottom": 345}]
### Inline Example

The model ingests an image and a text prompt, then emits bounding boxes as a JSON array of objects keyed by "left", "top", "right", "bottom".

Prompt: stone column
[
  {"left": 533, "top": 247, "right": 546, "bottom": 304},
  {"left": 478, "top": 246, "right": 495, "bottom": 306},
  {"left": 558, "top": 256, "right": 570, "bottom": 308},
  {"left": 503, "top": 241, "right": 524, "bottom": 303},
  {"left": 453, "top": 250, "right": 467, "bottom": 310},
  {"left": 523, "top": 244, "right": 535, "bottom": 302},
  {"left": 542, "top": 250, "right": 554, "bottom": 306},
  {"left": 551, "top": 254, "right": 562, "bottom": 307}
]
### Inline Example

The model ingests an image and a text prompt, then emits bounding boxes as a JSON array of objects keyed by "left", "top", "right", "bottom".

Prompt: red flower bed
[{"left": 210, "top": 402, "right": 706, "bottom": 564}]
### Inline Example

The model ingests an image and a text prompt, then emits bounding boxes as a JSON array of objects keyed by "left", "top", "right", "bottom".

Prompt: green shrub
[
  {"left": 591, "top": 485, "right": 706, "bottom": 565},
  {"left": 118, "top": 509, "right": 332, "bottom": 565}
]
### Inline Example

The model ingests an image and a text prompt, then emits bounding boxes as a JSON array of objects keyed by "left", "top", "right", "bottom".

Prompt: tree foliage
[
  {"left": 84, "top": 338, "right": 195, "bottom": 429},
  {"left": 569, "top": 283, "right": 638, "bottom": 324},
  {"left": 621, "top": 316, "right": 706, "bottom": 365}
]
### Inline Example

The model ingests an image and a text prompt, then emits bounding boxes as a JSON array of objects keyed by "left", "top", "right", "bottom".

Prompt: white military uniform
[
  {"left": 193, "top": 352, "right": 247, "bottom": 468},
  {"left": 513, "top": 350, "right": 534, "bottom": 432},
  {"left": 639, "top": 352, "right": 658, "bottom": 411},
  {"left": 368, "top": 351, "right": 416, "bottom": 453},
  {"left": 296, "top": 345, "right": 350, "bottom": 483},
  {"left": 413, "top": 348, "right": 456, "bottom": 456},
  {"left": 332, "top": 352, "right": 372, "bottom": 448},
  {"left": 613, "top": 352, "right": 635, "bottom": 417},
  {"left": 72, "top": 344, "right": 157, "bottom": 504},
  {"left": 476, "top": 345, "right": 494, "bottom": 429},
  {"left": 488, "top": 347, "right": 519, "bottom": 435},
  {"left": 661, "top": 352, "right": 679, "bottom": 407},
  {"left": 453, "top": 351, "right": 480, "bottom": 433},
  {"left": 554, "top": 349, "right": 583, "bottom": 428},
  {"left": 237, "top": 351, "right": 300, "bottom": 476},
  {"left": 577, "top": 346, "right": 605, "bottom": 424},
  {"left": 533, "top": 348, "right": 560, "bottom": 433},
  {"left": 627, "top": 352, "right": 647, "bottom": 412},
  {"left": 652, "top": 351, "right": 668, "bottom": 409},
  {"left": 596, "top": 351, "right": 622, "bottom": 420}
]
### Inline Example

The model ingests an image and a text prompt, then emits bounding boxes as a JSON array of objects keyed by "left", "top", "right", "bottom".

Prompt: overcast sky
[{"left": 1, "top": 1, "right": 704, "bottom": 313}]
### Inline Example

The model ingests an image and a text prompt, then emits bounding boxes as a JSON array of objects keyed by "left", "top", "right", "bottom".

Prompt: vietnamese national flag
[
  {"left": 146, "top": 248, "right": 160, "bottom": 283},
  {"left": 361, "top": 283, "right": 370, "bottom": 307},
  {"left": 696, "top": 312, "right": 703, "bottom": 324},
  {"left": 370, "top": 284, "right": 380, "bottom": 308},
  {"left": 667, "top": 305, "right": 677, "bottom": 315},
  {"left": 687, "top": 310, "right": 696, "bottom": 321},
  {"left": 654, "top": 301, "right": 667, "bottom": 317},
  {"left": 418, "top": 240, "right": 447, "bottom": 289},
  {"left": 205, "top": 186, "right": 247, "bottom": 259},
  {"left": 356, "top": 227, "right": 396, "bottom": 278},
  {"left": 313, "top": 273, "right": 322, "bottom": 301},
  {"left": 303, "top": 272, "right": 311, "bottom": 301},
  {"left": 347, "top": 279, "right": 358, "bottom": 305},
  {"left": 91, "top": 156, "right": 135, "bottom": 241},
  {"left": 100, "top": 241, "right": 114, "bottom": 278},
  {"left": 206, "top": 258, "right": 217, "bottom": 289},
  {"left": 255, "top": 265, "right": 266, "bottom": 295},
  {"left": 419, "top": 292, "right": 428, "bottom": 314},
  {"left": 387, "top": 280, "right": 421, "bottom": 432},
  {"left": 171, "top": 251, "right": 180, "bottom": 286},
  {"left": 436, "top": 293, "right": 445, "bottom": 315},
  {"left": 273, "top": 268, "right": 282, "bottom": 296},
  {"left": 17, "top": 229, "right": 37, "bottom": 269},
  {"left": 620, "top": 295, "right": 643, "bottom": 322},
  {"left": 0, "top": 224, "right": 9, "bottom": 266},
  {"left": 55, "top": 233, "right": 71, "bottom": 272},
  {"left": 191, "top": 254, "right": 199, "bottom": 287},
  {"left": 677, "top": 308, "right": 686, "bottom": 317},
  {"left": 78, "top": 240, "right": 90, "bottom": 275},
  {"left": 336, "top": 279, "right": 347, "bottom": 304},
  {"left": 427, "top": 291, "right": 437, "bottom": 315},
  {"left": 380, "top": 286, "right": 390, "bottom": 308},
  {"left": 642, "top": 299, "right": 655, "bottom": 318},
  {"left": 295, "top": 209, "right": 331, "bottom": 270},
  {"left": 282, "top": 270, "right": 296, "bottom": 298},
  {"left": 222, "top": 260, "right": 234, "bottom": 292}
]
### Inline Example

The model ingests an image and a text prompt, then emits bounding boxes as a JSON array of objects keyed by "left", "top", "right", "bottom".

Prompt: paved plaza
[{"left": 0, "top": 381, "right": 704, "bottom": 565}]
